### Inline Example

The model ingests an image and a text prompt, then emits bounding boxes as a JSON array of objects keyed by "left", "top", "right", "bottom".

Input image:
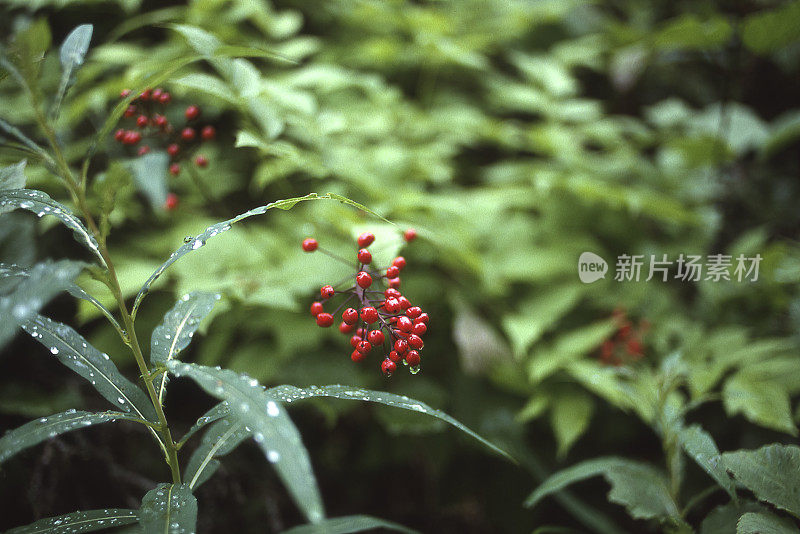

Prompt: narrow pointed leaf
[
  {"left": 281, "top": 515, "right": 419, "bottom": 534},
  {"left": 0, "top": 160, "right": 26, "bottom": 190},
  {"left": 65, "top": 284, "right": 123, "bottom": 333},
  {"left": 0, "top": 410, "right": 150, "bottom": 464},
  {"left": 151, "top": 292, "right": 220, "bottom": 403},
  {"left": 21, "top": 314, "right": 157, "bottom": 423},
  {"left": 52, "top": 24, "right": 93, "bottom": 120},
  {"left": 679, "top": 425, "right": 737, "bottom": 500},
  {"left": 168, "top": 361, "right": 325, "bottom": 523},
  {"left": 6, "top": 508, "right": 138, "bottom": 533},
  {"left": 132, "top": 192, "right": 388, "bottom": 316},
  {"left": 722, "top": 444, "right": 800, "bottom": 517},
  {"left": 0, "top": 118, "right": 51, "bottom": 161},
  {"left": 737, "top": 511, "right": 800, "bottom": 534},
  {"left": 184, "top": 416, "right": 249, "bottom": 490},
  {"left": 267, "top": 385, "right": 513, "bottom": 462},
  {"left": 178, "top": 400, "right": 231, "bottom": 446},
  {"left": 524, "top": 457, "right": 680, "bottom": 521},
  {"left": 139, "top": 483, "right": 197, "bottom": 534},
  {"left": 0, "top": 189, "right": 106, "bottom": 267}
]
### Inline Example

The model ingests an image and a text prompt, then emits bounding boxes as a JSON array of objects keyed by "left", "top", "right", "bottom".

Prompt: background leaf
[
  {"left": 737, "top": 511, "right": 800, "bottom": 534},
  {"left": 6, "top": 508, "right": 138, "bottom": 533},
  {"left": 0, "top": 160, "right": 26, "bottom": 190},
  {"left": 280, "top": 515, "right": 419, "bottom": 534},
  {"left": 722, "top": 445, "right": 800, "bottom": 518},
  {"left": 679, "top": 424, "right": 737, "bottom": 500}
]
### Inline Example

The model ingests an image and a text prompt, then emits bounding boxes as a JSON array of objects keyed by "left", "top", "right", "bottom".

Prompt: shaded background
[{"left": 1, "top": 0, "right": 800, "bottom": 532}]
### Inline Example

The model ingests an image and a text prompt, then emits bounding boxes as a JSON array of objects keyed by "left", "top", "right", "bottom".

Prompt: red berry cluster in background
[
  {"left": 113, "top": 88, "right": 217, "bottom": 210},
  {"left": 597, "top": 307, "right": 649, "bottom": 366},
  {"left": 303, "top": 230, "right": 427, "bottom": 377}
]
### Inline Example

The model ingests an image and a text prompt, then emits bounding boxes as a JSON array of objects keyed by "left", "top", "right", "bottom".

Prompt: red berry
[
  {"left": 394, "top": 339, "right": 408, "bottom": 354},
  {"left": 381, "top": 359, "right": 396, "bottom": 376},
  {"left": 404, "top": 228, "right": 417, "bottom": 242},
  {"left": 185, "top": 105, "right": 200, "bottom": 120},
  {"left": 414, "top": 313, "right": 429, "bottom": 324},
  {"left": 408, "top": 334, "right": 424, "bottom": 350},
  {"left": 120, "top": 89, "right": 132, "bottom": 98},
  {"left": 350, "top": 335, "right": 363, "bottom": 348},
  {"left": 357, "top": 248, "right": 372, "bottom": 264},
  {"left": 316, "top": 312, "right": 334, "bottom": 327},
  {"left": 320, "top": 285, "right": 335, "bottom": 299},
  {"left": 384, "top": 298, "right": 400, "bottom": 313},
  {"left": 140, "top": 88, "right": 152, "bottom": 100},
  {"left": 360, "top": 307, "right": 379, "bottom": 323},
  {"left": 158, "top": 92, "right": 171, "bottom": 104},
  {"left": 169, "top": 163, "right": 180, "bottom": 176},
  {"left": 342, "top": 308, "right": 358, "bottom": 325},
  {"left": 124, "top": 131, "right": 141, "bottom": 144},
  {"left": 626, "top": 339, "right": 643, "bottom": 357},
  {"left": 181, "top": 127, "right": 196, "bottom": 141},
  {"left": 194, "top": 155, "right": 208, "bottom": 167},
  {"left": 384, "top": 288, "right": 401, "bottom": 299},
  {"left": 136, "top": 115, "right": 149, "bottom": 128},
  {"left": 201, "top": 125, "right": 216, "bottom": 140},
  {"left": 114, "top": 129, "right": 125, "bottom": 141},
  {"left": 164, "top": 193, "right": 179, "bottom": 211},
  {"left": 356, "top": 271, "right": 372, "bottom": 289},
  {"left": 397, "top": 296, "right": 411, "bottom": 309},
  {"left": 397, "top": 316, "right": 413, "bottom": 332},
  {"left": 357, "top": 232, "right": 375, "bottom": 248},
  {"left": 339, "top": 322, "right": 354, "bottom": 334},
  {"left": 302, "top": 238, "right": 318, "bottom": 252},
  {"left": 405, "top": 350, "right": 420, "bottom": 366},
  {"left": 392, "top": 256, "right": 406, "bottom": 270},
  {"left": 351, "top": 349, "right": 366, "bottom": 362},
  {"left": 124, "top": 105, "right": 137, "bottom": 118},
  {"left": 388, "top": 278, "right": 401, "bottom": 289},
  {"left": 386, "top": 265, "right": 400, "bottom": 278},
  {"left": 406, "top": 306, "right": 422, "bottom": 319},
  {"left": 167, "top": 144, "right": 180, "bottom": 157},
  {"left": 367, "top": 330, "right": 385, "bottom": 345},
  {"left": 151, "top": 88, "right": 163, "bottom": 100},
  {"left": 388, "top": 350, "right": 401, "bottom": 363},
  {"left": 356, "top": 327, "right": 367, "bottom": 338},
  {"left": 357, "top": 340, "right": 372, "bottom": 354},
  {"left": 138, "top": 146, "right": 151, "bottom": 156},
  {"left": 310, "top": 302, "right": 324, "bottom": 316},
  {"left": 412, "top": 322, "right": 427, "bottom": 336}
]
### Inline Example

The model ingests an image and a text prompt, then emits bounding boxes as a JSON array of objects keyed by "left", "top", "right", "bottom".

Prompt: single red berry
[
  {"left": 392, "top": 256, "right": 406, "bottom": 270},
  {"left": 405, "top": 350, "right": 420, "bottom": 366},
  {"left": 164, "top": 192, "right": 179, "bottom": 211},
  {"left": 357, "top": 248, "right": 372, "bottom": 264},
  {"left": 394, "top": 339, "right": 408, "bottom": 354},
  {"left": 151, "top": 88, "right": 163, "bottom": 100},
  {"left": 201, "top": 125, "right": 216, "bottom": 140},
  {"left": 360, "top": 307, "right": 379, "bottom": 323},
  {"left": 124, "top": 131, "right": 142, "bottom": 144},
  {"left": 181, "top": 127, "right": 196, "bottom": 141},
  {"left": 167, "top": 143, "right": 180, "bottom": 157},
  {"left": 350, "top": 335, "right": 363, "bottom": 348},
  {"left": 388, "top": 278, "right": 401, "bottom": 289},
  {"left": 114, "top": 129, "right": 125, "bottom": 141},
  {"left": 412, "top": 322, "right": 427, "bottom": 336},
  {"left": 342, "top": 308, "right": 358, "bottom": 325},
  {"left": 152, "top": 115, "right": 167, "bottom": 128},
  {"left": 626, "top": 339, "right": 643, "bottom": 357},
  {"left": 397, "top": 316, "right": 413, "bottom": 332},
  {"left": 404, "top": 228, "right": 417, "bottom": 242},
  {"left": 120, "top": 89, "right": 132, "bottom": 98},
  {"left": 386, "top": 265, "right": 400, "bottom": 278},
  {"left": 367, "top": 330, "right": 385, "bottom": 345},
  {"left": 302, "top": 238, "right": 318, "bottom": 252},
  {"left": 357, "top": 340, "right": 372, "bottom": 354},
  {"left": 384, "top": 288, "right": 401, "bottom": 299},
  {"left": 357, "top": 232, "right": 375, "bottom": 248},
  {"left": 194, "top": 155, "right": 208, "bottom": 168},
  {"left": 414, "top": 313, "right": 429, "bottom": 324},
  {"left": 158, "top": 92, "right": 171, "bottom": 104},
  {"left": 140, "top": 88, "right": 152, "bottom": 100},
  {"left": 316, "top": 312, "right": 334, "bottom": 327},
  {"left": 138, "top": 145, "right": 151, "bottom": 156},
  {"left": 356, "top": 327, "right": 367, "bottom": 338},
  {"left": 320, "top": 285, "right": 335, "bottom": 299},
  {"left": 339, "top": 322, "right": 354, "bottom": 334},
  {"left": 406, "top": 306, "right": 422, "bottom": 319},
  {"left": 357, "top": 271, "right": 372, "bottom": 289},
  {"left": 384, "top": 298, "right": 400, "bottom": 313},
  {"left": 393, "top": 329, "right": 409, "bottom": 338},
  {"left": 381, "top": 359, "right": 397, "bottom": 376},
  {"left": 397, "top": 296, "right": 411, "bottom": 309},
  {"left": 169, "top": 163, "right": 180, "bottom": 176},
  {"left": 124, "top": 105, "right": 137, "bottom": 118},
  {"left": 408, "top": 334, "right": 424, "bottom": 350},
  {"left": 351, "top": 349, "right": 366, "bottom": 362},
  {"left": 310, "top": 301, "right": 324, "bottom": 316},
  {"left": 185, "top": 105, "right": 200, "bottom": 120},
  {"left": 136, "top": 115, "right": 149, "bottom": 128},
  {"left": 388, "top": 350, "right": 401, "bottom": 363}
]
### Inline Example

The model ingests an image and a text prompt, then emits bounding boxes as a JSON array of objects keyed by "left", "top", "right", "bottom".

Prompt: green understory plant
[{"left": 0, "top": 25, "right": 510, "bottom": 533}]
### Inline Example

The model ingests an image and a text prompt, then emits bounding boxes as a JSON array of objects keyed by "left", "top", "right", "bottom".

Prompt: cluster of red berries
[
  {"left": 113, "top": 88, "right": 217, "bottom": 210},
  {"left": 303, "top": 229, "right": 425, "bottom": 377},
  {"left": 597, "top": 308, "right": 648, "bottom": 366}
]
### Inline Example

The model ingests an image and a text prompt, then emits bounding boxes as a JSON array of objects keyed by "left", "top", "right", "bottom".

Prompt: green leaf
[
  {"left": 0, "top": 260, "right": 83, "bottom": 347},
  {"left": 6, "top": 508, "right": 138, "bottom": 533},
  {"left": 266, "top": 385, "right": 513, "bottom": 462},
  {"left": 0, "top": 410, "right": 149, "bottom": 464},
  {"left": 139, "top": 483, "right": 197, "bottom": 534},
  {"left": 173, "top": 73, "right": 237, "bottom": 104},
  {"left": 700, "top": 501, "right": 766, "bottom": 534},
  {"left": 177, "top": 400, "right": 231, "bottom": 447},
  {"left": 151, "top": 292, "right": 220, "bottom": 403},
  {"left": 167, "top": 362, "right": 325, "bottom": 524},
  {"left": 184, "top": 416, "right": 249, "bottom": 490},
  {"left": 127, "top": 151, "right": 168, "bottom": 211},
  {"left": 0, "top": 160, "right": 27, "bottom": 190},
  {"left": 722, "top": 445, "right": 800, "bottom": 518},
  {"left": 679, "top": 425, "right": 737, "bottom": 500},
  {"left": 21, "top": 314, "right": 157, "bottom": 423},
  {"left": 742, "top": 2, "right": 800, "bottom": 54},
  {"left": 52, "top": 24, "right": 93, "bottom": 120},
  {"left": 550, "top": 389, "right": 593, "bottom": 459},
  {"left": 281, "top": 515, "right": 419, "bottom": 534},
  {"left": 168, "top": 24, "right": 222, "bottom": 56},
  {"left": 737, "top": 512, "right": 800, "bottom": 534},
  {"left": 722, "top": 372, "right": 797, "bottom": 435},
  {"left": 0, "top": 118, "right": 50, "bottom": 161},
  {"left": 0, "top": 189, "right": 106, "bottom": 267},
  {"left": 131, "top": 192, "right": 390, "bottom": 317},
  {"left": 524, "top": 457, "right": 680, "bottom": 521}
]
